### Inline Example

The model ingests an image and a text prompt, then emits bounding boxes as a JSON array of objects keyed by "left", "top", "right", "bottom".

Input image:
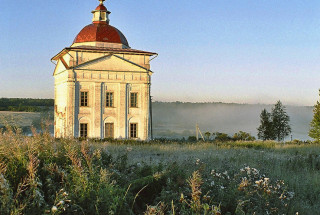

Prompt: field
[
  {"left": 0, "top": 111, "right": 40, "bottom": 127},
  {"left": 0, "top": 128, "right": 320, "bottom": 214},
  {"left": 0, "top": 111, "right": 53, "bottom": 134}
]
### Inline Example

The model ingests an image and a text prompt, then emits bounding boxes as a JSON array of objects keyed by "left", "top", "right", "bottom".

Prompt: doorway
[{"left": 105, "top": 123, "right": 114, "bottom": 138}]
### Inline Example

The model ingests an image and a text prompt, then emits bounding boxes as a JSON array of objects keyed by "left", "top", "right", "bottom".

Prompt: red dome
[
  {"left": 95, "top": 4, "right": 107, "bottom": 11},
  {"left": 73, "top": 23, "right": 129, "bottom": 47}
]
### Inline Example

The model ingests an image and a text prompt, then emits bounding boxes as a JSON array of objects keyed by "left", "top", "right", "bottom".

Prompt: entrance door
[{"left": 105, "top": 123, "right": 114, "bottom": 138}]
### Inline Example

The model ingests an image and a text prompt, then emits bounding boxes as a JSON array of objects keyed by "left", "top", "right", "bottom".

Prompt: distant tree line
[
  {"left": 0, "top": 98, "right": 54, "bottom": 112},
  {"left": 187, "top": 130, "right": 256, "bottom": 142}
]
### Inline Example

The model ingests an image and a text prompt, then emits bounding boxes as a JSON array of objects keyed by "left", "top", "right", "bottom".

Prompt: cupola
[
  {"left": 72, "top": 0, "right": 130, "bottom": 49},
  {"left": 92, "top": 0, "right": 111, "bottom": 24}
]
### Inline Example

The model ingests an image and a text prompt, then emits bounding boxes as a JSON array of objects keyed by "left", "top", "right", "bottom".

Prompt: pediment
[
  {"left": 53, "top": 60, "right": 67, "bottom": 76},
  {"left": 73, "top": 54, "right": 148, "bottom": 72}
]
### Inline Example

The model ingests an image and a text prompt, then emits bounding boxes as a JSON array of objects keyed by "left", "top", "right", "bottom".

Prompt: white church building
[{"left": 51, "top": 0, "right": 157, "bottom": 140}]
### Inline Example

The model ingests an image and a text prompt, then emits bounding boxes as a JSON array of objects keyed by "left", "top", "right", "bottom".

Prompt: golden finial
[{"left": 99, "top": 0, "right": 105, "bottom": 5}]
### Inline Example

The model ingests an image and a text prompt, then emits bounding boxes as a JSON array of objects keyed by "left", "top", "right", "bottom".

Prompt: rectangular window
[
  {"left": 106, "top": 92, "right": 114, "bottom": 107},
  {"left": 105, "top": 123, "right": 114, "bottom": 138},
  {"left": 80, "top": 123, "right": 88, "bottom": 138},
  {"left": 80, "top": 91, "right": 88, "bottom": 107},
  {"left": 130, "top": 123, "right": 138, "bottom": 138},
  {"left": 130, "top": 92, "right": 138, "bottom": 108}
]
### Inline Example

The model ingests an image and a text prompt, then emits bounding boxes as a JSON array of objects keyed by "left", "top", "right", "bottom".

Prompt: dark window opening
[
  {"left": 130, "top": 123, "right": 138, "bottom": 138},
  {"left": 80, "top": 91, "right": 88, "bottom": 107},
  {"left": 106, "top": 92, "right": 114, "bottom": 107},
  {"left": 130, "top": 92, "right": 138, "bottom": 108},
  {"left": 80, "top": 123, "right": 88, "bottom": 138}
]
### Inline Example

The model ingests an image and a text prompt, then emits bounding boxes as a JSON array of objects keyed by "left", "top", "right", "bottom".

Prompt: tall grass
[{"left": 0, "top": 127, "right": 320, "bottom": 214}]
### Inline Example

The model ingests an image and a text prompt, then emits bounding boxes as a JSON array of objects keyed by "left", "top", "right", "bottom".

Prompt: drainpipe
[
  {"left": 125, "top": 83, "right": 131, "bottom": 139},
  {"left": 100, "top": 83, "right": 105, "bottom": 140},
  {"left": 150, "top": 95, "right": 153, "bottom": 140},
  {"left": 148, "top": 75, "right": 153, "bottom": 140}
]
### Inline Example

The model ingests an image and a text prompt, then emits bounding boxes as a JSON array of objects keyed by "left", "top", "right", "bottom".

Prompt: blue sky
[{"left": 1, "top": 0, "right": 320, "bottom": 105}]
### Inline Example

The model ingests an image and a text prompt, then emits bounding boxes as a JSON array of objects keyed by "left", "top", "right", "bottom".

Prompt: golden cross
[{"left": 99, "top": 0, "right": 105, "bottom": 4}]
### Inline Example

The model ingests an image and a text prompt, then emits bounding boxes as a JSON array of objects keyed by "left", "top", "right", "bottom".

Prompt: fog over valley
[
  {"left": 152, "top": 102, "right": 313, "bottom": 140},
  {"left": 0, "top": 102, "right": 313, "bottom": 141}
]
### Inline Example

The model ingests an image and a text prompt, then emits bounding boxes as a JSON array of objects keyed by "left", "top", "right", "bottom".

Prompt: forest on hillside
[{"left": 0, "top": 98, "right": 54, "bottom": 112}]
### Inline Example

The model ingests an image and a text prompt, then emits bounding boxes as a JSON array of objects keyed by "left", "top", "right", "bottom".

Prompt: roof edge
[
  {"left": 67, "top": 46, "right": 157, "bottom": 55},
  {"left": 52, "top": 47, "right": 157, "bottom": 62}
]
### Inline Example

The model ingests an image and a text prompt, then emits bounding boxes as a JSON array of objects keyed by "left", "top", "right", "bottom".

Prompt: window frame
[
  {"left": 130, "top": 92, "right": 138, "bottom": 108},
  {"left": 80, "top": 91, "right": 89, "bottom": 107},
  {"left": 80, "top": 123, "right": 88, "bottom": 138},
  {"left": 106, "top": 92, "right": 114, "bottom": 108},
  {"left": 129, "top": 123, "right": 138, "bottom": 139}
]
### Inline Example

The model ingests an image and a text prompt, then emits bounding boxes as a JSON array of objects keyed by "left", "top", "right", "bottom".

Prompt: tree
[
  {"left": 187, "top": 136, "right": 197, "bottom": 142},
  {"left": 309, "top": 90, "right": 320, "bottom": 141},
  {"left": 233, "top": 131, "right": 256, "bottom": 141},
  {"left": 204, "top": 132, "right": 211, "bottom": 141},
  {"left": 271, "top": 101, "right": 291, "bottom": 141},
  {"left": 213, "top": 132, "right": 232, "bottom": 142},
  {"left": 257, "top": 109, "right": 274, "bottom": 140}
]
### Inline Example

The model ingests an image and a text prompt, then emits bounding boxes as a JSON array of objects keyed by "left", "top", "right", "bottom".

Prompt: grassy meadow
[{"left": 0, "top": 127, "right": 320, "bottom": 214}]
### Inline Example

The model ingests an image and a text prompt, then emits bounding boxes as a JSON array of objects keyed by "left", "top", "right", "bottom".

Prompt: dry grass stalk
[
  {"left": 81, "top": 141, "right": 93, "bottom": 172},
  {"left": 144, "top": 202, "right": 166, "bottom": 215},
  {"left": 0, "top": 161, "right": 7, "bottom": 175},
  {"left": 27, "top": 152, "right": 40, "bottom": 182},
  {"left": 187, "top": 170, "right": 203, "bottom": 212},
  {"left": 66, "top": 147, "right": 82, "bottom": 174}
]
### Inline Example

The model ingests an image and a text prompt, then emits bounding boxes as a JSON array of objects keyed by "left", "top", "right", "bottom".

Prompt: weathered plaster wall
[{"left": 54, "top": 50, "right": 152, "bottom": 140}]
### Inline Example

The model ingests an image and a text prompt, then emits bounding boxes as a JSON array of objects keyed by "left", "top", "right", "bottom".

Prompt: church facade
[{"left": 52, "top": 0, "right": 157, "bottom": 140}]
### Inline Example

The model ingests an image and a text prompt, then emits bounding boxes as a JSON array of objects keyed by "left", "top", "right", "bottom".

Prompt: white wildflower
[
  {"left": 255, "top": 179, "right": 263, "bottom": 186},
  {"left": 223, "top": 171, "right": 228, "bottom": 175},
  {"left": 245, "top": 166, "right": 251, "bottom": 174},
  {"left": 252, "top": 168, "right": 259, "bottom": 175},
  {"left": 51, "top": 206, "right": 58, "bottom": 213},
  {"left": 57, "top": 200, "right": 64, "bottom": 206}
]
